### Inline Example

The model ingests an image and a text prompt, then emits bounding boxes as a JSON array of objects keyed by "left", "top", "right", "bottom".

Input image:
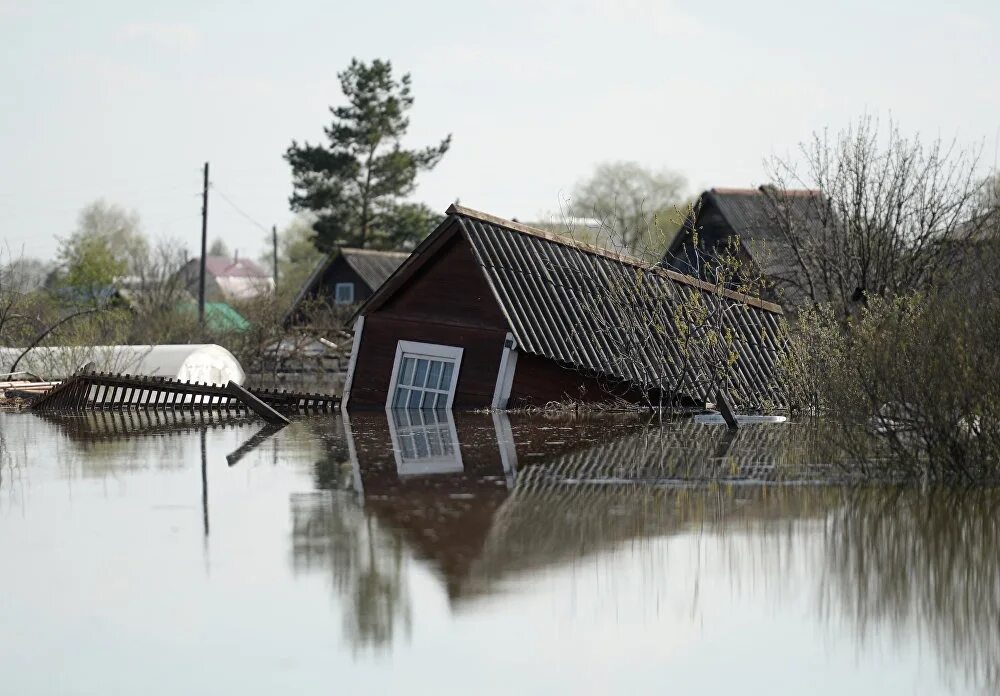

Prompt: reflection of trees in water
[
  {"left": 0, "top": 424, "right": 12, "bottom": 491},
  {"left": 290, "top": 491, "right": 411, "bottom": 653},
  {"left": 821, "top": 488, "right": 1000, "bottom": 694}
]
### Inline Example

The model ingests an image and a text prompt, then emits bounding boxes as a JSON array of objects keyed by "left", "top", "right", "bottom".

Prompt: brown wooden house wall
[
  {"left": 508, "top": 353, "right": 657, "bottom": 407},
  {"left": 347, "top": 236, "right": 510, "bottom": 410},
  {"left": 508, "top": 354, "right": 612, "bottom": 406}
]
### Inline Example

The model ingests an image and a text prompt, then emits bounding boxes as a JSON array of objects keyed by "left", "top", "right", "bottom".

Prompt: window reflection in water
[{"left": 387, "top": 408, "right": 463, "bottom": 477}]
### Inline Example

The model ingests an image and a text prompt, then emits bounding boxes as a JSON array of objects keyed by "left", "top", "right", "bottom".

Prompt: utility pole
[
  {"left": 272, "top": 224, "right": 278, "bottom": 290},
  {"left": 198, "top": 162, "right": 209, "bottom": 324}
]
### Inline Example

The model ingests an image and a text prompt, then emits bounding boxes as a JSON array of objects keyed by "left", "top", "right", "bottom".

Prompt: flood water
[{"left": 1, "top": 410, "right": 997, "bottom": 695}]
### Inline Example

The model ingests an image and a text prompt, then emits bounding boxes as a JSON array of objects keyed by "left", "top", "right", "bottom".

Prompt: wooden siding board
[
  {"left": 508, "top": 353, "right": 616, "bottom": 407},
  {"left": 382, "top": 236, "right": 507, "bottom": 328}
]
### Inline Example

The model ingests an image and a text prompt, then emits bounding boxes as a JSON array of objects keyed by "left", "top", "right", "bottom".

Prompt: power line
[{"left": 209, "top": 182, "right": 272, "bottom": 235}]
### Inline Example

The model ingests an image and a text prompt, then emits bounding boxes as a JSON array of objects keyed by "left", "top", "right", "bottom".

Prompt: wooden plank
[
  {"left": 714, "top": 388, "right": 740, "bottom": 430},
  {"left": 224, "top": 381, "right": 290, "bottom": 425}
]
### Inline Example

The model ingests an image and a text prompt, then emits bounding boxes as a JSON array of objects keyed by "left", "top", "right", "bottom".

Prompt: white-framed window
[
  {"left": 387, "top": 408, "right": 464, "bottom": 477},
  {"left": 334, "top": 282, "right": 355, "bottom": 304},
  {"left": 386, "top": 340, "right": 463, "bottom": 410}
]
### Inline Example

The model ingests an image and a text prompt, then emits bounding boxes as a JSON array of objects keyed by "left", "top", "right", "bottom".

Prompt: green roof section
[{"left": 179, "top": 302, "right": 251, "bottom": 332}]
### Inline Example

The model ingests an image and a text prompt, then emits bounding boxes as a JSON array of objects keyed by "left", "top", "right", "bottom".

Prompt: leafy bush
[{"left": 782, "top": 289, "right": 1000, "bottom": 480}]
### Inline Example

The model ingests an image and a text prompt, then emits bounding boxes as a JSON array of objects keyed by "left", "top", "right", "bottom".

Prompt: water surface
[{"left": 1, "top": 411, "right": 996, "bottom": 695}]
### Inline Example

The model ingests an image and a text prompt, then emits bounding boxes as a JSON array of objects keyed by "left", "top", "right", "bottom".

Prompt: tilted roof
[{"left": 360, "top": 205, "right": 786, "bottom": 409}]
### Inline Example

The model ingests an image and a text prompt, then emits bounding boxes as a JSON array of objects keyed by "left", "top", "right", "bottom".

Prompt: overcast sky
[{"left": 2, "top": 0, "right": 998, "bottom": 261}]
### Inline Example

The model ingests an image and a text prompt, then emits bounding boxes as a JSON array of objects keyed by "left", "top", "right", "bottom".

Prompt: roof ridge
[
  {"left": 447, "top": 204, "right": 782, "bottom": 314},
  {"left": 447, "top": 204, "right": 650, "bottom": 269},
  {"left": 708, "top": 186, "right": 820, "bottom": 197},
  {"left": 710, "top": 187, "right": 761, "bottom": 195},
  {"left": 340, "top": 247, "right": 410, "bottom": 256}
]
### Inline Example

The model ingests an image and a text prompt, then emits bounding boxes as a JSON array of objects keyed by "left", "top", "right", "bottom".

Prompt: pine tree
[{"left": 285, "top": 59, "right": 450, "bottom": 252}]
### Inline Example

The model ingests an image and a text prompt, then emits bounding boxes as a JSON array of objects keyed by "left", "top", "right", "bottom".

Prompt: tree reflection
[
  {"left": 290, "top": 491, "right": 411, "bottom": 653},
  {"left": 310, "top": 409, "right": 1000, "bottom": 689},
  {"left": 821, "top": 487, "right": 1000, "bottom": 693},
  {"left": 0, "top": 423, "right": 12, "bottom": 492}
]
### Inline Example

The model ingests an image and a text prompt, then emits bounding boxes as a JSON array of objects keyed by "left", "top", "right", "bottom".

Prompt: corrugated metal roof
[
  {"left": 447, "top": 206, "right": 785, "bottom": 409},
  {"left": 340, "top": 248, "right": 409, "bottom": 290}
]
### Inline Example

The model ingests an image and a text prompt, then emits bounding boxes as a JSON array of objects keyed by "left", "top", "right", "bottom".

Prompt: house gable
[{"left": 347, "top": 232, "right": 511, "bottom": 410}]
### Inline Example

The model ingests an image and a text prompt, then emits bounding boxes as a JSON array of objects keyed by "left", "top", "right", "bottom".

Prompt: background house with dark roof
[
  {"left": 285, "top": 248, "right": 409, "bottom": 324},
  {"left": 342, "top": 205, "right": 785, "bottom": 412},
  {"left": 176, "top": 255, "right": 274, "bottom": 303},
  {"left": 661, "top": 186, "right": 828, "bottom": 309}
]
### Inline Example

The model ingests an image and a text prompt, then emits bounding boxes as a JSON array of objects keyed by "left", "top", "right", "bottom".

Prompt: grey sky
[{"left": 2, "top": 0, "right": 998, "bottom": 261}]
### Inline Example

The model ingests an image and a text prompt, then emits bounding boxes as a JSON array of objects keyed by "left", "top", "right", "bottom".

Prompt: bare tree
[
  {"left": 0, "top": 246, "right": 46, "bottom": 348},
  {"left": 766, "top": 116, "right": 996, "bottom": 315},
  {"left": 126, "top": 237, "right": 190, "bottom": 314}
]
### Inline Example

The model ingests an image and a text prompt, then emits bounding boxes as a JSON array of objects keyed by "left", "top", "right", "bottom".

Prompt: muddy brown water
[{"left": 1, "top": 411, "right": 997, "bottom": 695}]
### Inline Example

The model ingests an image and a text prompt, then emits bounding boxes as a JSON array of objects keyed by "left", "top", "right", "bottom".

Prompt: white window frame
[
  {"left": 491, "top": 332, "right": 518, "bottom": 409},
  {"left": 334, "top": 282, "right": 355, "bottom": 305},
  {"left": 387, "top": 408, "right": 464, "bottom": 477},
  {"left": 385, "top": 340, "right": 463, "bottom": 410}
]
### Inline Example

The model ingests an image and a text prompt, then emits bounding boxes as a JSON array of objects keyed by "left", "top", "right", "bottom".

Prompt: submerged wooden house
[{"left": 342, "top": 205, "right": 785, "bottom": 412}]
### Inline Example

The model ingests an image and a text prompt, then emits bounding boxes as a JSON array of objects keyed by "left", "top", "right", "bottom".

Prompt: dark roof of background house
[
  {"left": 285, "top": 247, "right": 409, "bottom": 324},
  {"left": 676, "top": 186, "right": 826, "bottom": 273},
  {"left": 362, "top": 205, "right": 786, "bottom": 409},
  {"left": 339, "top": 248, "right": 410, "bottom": 289},
  {"left": 662, "top": 186, "right": 828, "bottom": 307}
]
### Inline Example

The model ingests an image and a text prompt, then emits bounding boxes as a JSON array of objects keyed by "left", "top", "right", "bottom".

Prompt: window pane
[
  {"left": 435, "top": 392, "right": 447, "bottom": 409},
  {"left": 414, "top": 432, "right": 429, "bottom": 458},
  {"left": 413, "top": 359, "right": 428, "bottom": 388},
  {"left": 392, "top": 387, "right": 409, "bottom": 409},
  {"left": 440, "top": 361, "right": 454, "bottom": 390},
  {"left": 407, "top": 389, "right": 422, "bottom": 409},
  {"left": 400, "top": 357, "right": 415, "bottom": 386},
  {"left": 428, "top": 427, "right": 443, "bottom": 456},
  {"left": 426, "top": 361, "right": 442, "bottom": 391},
  {"left": 401, "top": 435, "right": 415, "bottom": 459}
]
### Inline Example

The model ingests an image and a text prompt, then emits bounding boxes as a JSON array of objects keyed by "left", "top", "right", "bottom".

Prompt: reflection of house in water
[
  {"left": 292, "top": 414, "right": 1000, "bottom": 689},
  {"left": 300, "top": 412, "right": 836, "bottom": 608}
]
